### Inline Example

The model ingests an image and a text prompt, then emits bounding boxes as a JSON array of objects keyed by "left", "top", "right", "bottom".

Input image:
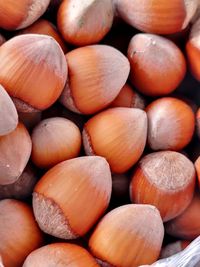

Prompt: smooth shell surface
[
  {"left": 23, "top": 243, "right": 98, "bottom": 267},
  {"left": 186, "top": 18, "right": 200, "bottom": 81},
  {"left": 57, "top": 0, "right": 114, "bottom": 46},
  {"left": 146, "top": 97, "right": 195, "bottom": 151},
  {"left": 130, "top": 151, "right": 196, "bottom": 221},
  {"left": 110, "top": 84, "right": 145, "bottom": 109},
  {"left": 83, "top": 107, "right": 147, "bottom": 173},
  {"left": 0, "top": 0, "right": 50, "bottom": 30},
  {"left": 128, "top": 34, "right": 186, "bottom": 96},
  {"left": 116, "top": 0, "right": 198, "bottom": 34},
  {"left": 60, "top": 45, "right": 130, "bottom": 114},
  {"left": 0, "top": 34, "right": 67, "bottom": 110},
  {"left": 31, "top": 117, "right": 81, "bottom": 168},
  {"left": 0, "top": 123, "right": 32, "bottom": 185},
  {"left": 0, "top": 199, "right": 43, "bottom": 267},
  {"left": 165, "top": 193, "right": 200, "bottom": 240},
  {"left": 89, "top": 204, "right": 164, "bottom": 267},
  {"left": 33, "top": 156, "right": 112, "bottom": 239}
]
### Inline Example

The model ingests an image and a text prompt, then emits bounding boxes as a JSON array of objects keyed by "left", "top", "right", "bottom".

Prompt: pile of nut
[{"left": 0, "top": 0, "right": 200, "bottom": 267}]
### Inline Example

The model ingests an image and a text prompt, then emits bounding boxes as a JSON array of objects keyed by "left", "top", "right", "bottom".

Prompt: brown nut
[
  {"left": 128, "top": 34, "right": 186, "bottom": 96},
  {"left": 0, "top": 199, "right": 43, "bottom": 267},
  {"left": 0, "top": 0, "right": 50, "bottom": 30},
  {"left": 186, "top": 17, "right": 200, "bottom": 81},
  {"left": 165, "top": 193, "right": 200, "bottom": 240},
  {"left": 60, "top": 45, "right": 130, "bottom": 115},
  {"left": 33, "top": 156, "right": 112, "bottom": 239},
  {"left": 89, "top": 204, "right": 164, "bottom": 267},
  {"left": 116, "top": 0, "right": 198, "bottom": 34},
  {"left": 110, "top": 83, "right": 146, "bottom": 109},
  {"left": 130, "top": 151, "right": 196, "bottom": 222},
  {"left": 83, "top": 107, "right": 147, "bottom": 173},
  {"left": 31, "top": 117, "right": 81, "bottom": 169},
  {"left": 0, "top": 122, "right": 32, "bottom": 185},
  {"left": 146, "top": 97, "right": 195, "bottom": 151},
  {"left": 57, "top": 0, "right": 114, "bottom": 46},
  {"left": 23, "top": 243, "right": 99, "bottom": 267},
  {"left": 0, "top": 34, "right": 67, "bottom": 110}
]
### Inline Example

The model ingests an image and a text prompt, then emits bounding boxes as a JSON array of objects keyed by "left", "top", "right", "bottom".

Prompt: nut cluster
[{"left": 0, "top": 0, "right": 200, "bottom": 267}]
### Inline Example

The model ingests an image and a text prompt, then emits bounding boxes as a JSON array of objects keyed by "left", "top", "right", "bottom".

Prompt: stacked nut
[{"left": 0, "top": 1, "right": 200, "bottom": 267}]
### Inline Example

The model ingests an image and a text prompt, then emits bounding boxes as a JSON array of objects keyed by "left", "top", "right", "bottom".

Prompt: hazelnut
[
  {"left": 33, "top": 156, "right": 112, "bottom": 239},
  {"left": 59, "top": 45, "right": 130, "bottom": 114},
  {"left": 0, "top": 123, "right": 32, "bottom": 185},
  {"left": 0, "top": 199, "right": 43, "bottom": 267},
  {"left": 186, "top": 17, "right": 200, "bottom": 81},
  {"left": 23, "top": 243, "right": 98, "bottom": 267},
  {"left": 116, "top": 0, "right": 198, "bottom": 34},
  {"left": 146, "top": 97, "right": 195, "bottom": 151},
  {"left": 0, "top": 0, "right": 50, "bottom": 30},
  {"left": 165, "top": 193, "right": 200, "bottom": 240},
  {"left": 83, "top": 107, "right": 147, "bottom": 173},
  {"left": 0, "top": 34, "right": 67, "bottom": 110},
  {"left": 89, "top": 204, "right": 164, "bottom": 267},
  {"left": 128, "top": 34, "right": 186, "bottom": 96},
  {"left": 130, "top": 151, "right": 196, "bottom": 221},
  {"left": 57, "top": 0, "right": 114, "bottom": 46},
  {"left": 31, "top": 117, "right": 81, "bottom": 168},
  {"left": 110, "top": 83, "right": 146, "bottom": 109}
]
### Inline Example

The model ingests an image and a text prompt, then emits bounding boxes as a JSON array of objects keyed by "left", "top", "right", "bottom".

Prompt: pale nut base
[
  {"left": 12, "top": 97, "right": 40, "bottom": 113},
  {"left": 82, "top": 128, "right": 95, "bottom": 156},
  {"left": 59, "top": 81, "right": 81, "bottom": 114},
  {"left": 33, "top": 192, "right": 78, "bottom": 239}
]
